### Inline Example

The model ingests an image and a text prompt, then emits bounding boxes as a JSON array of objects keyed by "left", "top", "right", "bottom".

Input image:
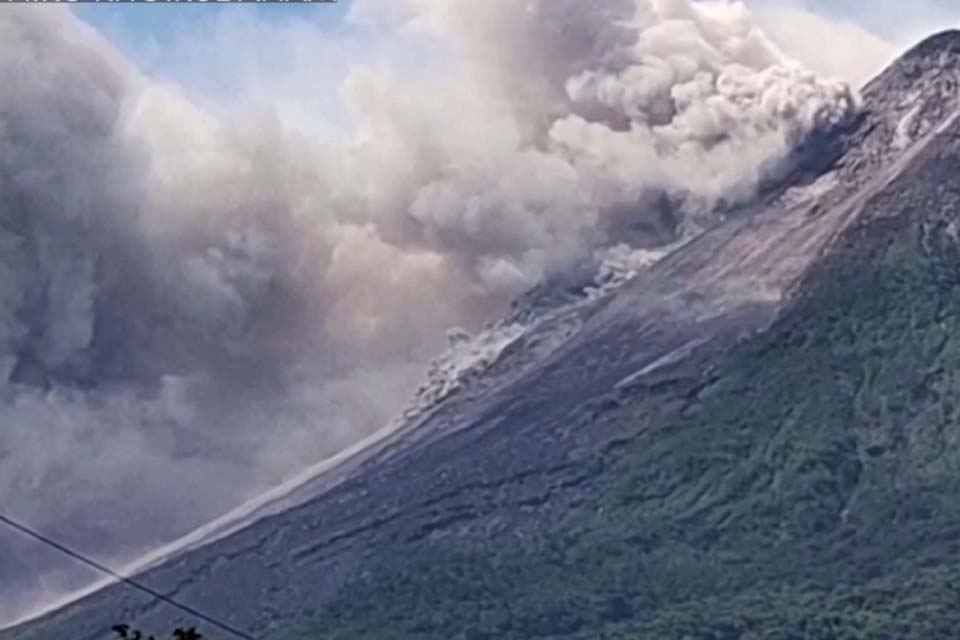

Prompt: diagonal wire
[{"left": 0, "top": 512, "right": 257, "bottom": 640}]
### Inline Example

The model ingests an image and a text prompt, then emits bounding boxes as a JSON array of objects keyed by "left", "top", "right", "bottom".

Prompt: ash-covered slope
[{"left": 11, "top": 30, "right": 960, "bottom": 640}]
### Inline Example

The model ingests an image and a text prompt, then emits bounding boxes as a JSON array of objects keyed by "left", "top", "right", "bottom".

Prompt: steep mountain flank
[{"left": 10, "top": 30, "right": 960, "bottom": 640}]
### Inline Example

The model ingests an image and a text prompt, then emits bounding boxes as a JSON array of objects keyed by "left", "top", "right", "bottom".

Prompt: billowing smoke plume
[{"left": 0, "top": 0, "right": 857, "bottom": 624}]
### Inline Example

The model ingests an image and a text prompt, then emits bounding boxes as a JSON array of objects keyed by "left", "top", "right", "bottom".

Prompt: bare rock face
[{"left": 11, "top": 30, "right": 960, "bottom": 640}]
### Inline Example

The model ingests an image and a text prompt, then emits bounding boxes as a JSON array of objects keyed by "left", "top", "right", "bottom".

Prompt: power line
[{"left": 0, "top": 512, "right": 257, "bottom": 640}]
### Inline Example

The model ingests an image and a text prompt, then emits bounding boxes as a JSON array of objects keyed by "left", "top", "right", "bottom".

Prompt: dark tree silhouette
[{"left": 111, "top": 625, "right": 202, "bottom": 640}]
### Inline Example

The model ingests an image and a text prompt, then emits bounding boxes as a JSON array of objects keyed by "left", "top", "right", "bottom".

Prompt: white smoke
[
  {"left": 345, "top": 0, "right": 858, "bottom": 290},
  {"left": 0, "top": 0, "right": 858, "bottom": 624}
]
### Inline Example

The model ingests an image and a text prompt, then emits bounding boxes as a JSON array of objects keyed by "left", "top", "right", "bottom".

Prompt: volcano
[{"left": 8, "top": 29, "right": 960, "bottom": 640}]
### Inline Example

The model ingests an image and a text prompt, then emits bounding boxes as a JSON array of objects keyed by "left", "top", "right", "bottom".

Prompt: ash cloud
[
  {"left": 0, "top": 0, "right": 857, "bottom": 625},
  {"left": 348, "top": 0, "right": 857, "bottom": 289}
]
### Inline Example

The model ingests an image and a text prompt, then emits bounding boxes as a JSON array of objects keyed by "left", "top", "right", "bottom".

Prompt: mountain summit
[
  {"left": 899, "top": 28, "right": 960, "bottom": 62},
  {"left": 11, "top": 30, "right": 960, "bottom": 640}
]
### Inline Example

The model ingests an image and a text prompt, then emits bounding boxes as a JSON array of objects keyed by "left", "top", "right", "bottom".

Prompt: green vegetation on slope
[{"left": 281, "top": 191, "right": 960, "bottom": 638}]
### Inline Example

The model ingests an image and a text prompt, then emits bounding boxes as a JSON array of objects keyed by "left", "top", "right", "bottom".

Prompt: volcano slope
[{"left": 11, "top": 30, "right": 960, "bottom": 640}]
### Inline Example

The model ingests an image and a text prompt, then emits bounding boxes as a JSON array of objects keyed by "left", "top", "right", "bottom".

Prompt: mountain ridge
[{"left": 9, "top": 29, "right": 960, "bottom": 640}]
